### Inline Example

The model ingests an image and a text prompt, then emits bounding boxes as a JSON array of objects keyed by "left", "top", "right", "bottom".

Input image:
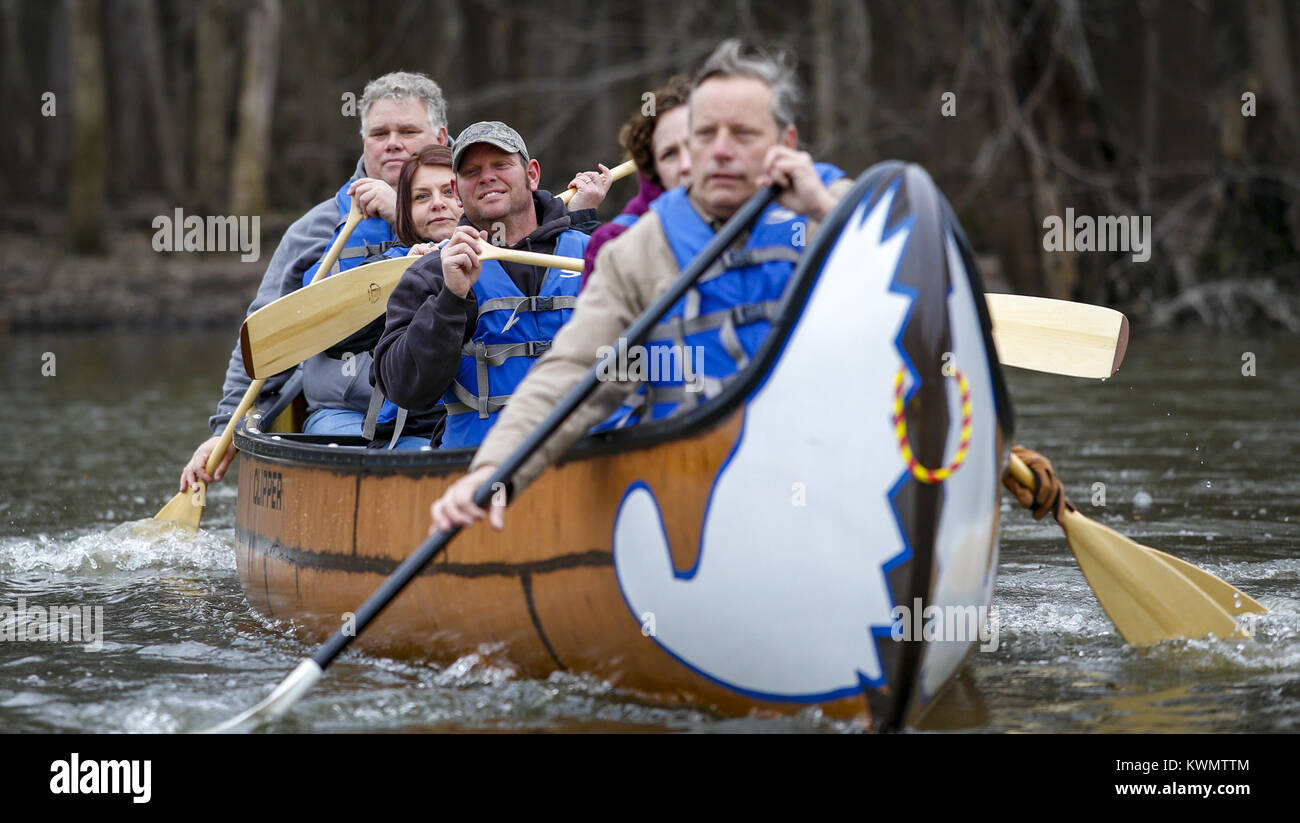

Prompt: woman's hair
[
  {"left": 617, "top": 75, "right": 691, "bottom": 189},
  {"left": 394, "top": 144, "right": 455, "bottom": 247}
]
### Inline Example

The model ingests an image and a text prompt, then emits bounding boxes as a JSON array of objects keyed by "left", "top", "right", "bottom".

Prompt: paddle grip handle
[
  {"left": 476, "top": 242, "right": 584, "bottom": 272},
  {"left": 1007, "top": 452, "right": 1035, "bottom": 489},
  {"left": 557, "top": 159, "right": 637, "bottom": 205}
]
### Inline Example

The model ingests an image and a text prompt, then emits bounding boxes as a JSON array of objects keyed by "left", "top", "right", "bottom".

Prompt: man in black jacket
[{"left": 374, "top": 121, "right": 609, "bottom": 448}]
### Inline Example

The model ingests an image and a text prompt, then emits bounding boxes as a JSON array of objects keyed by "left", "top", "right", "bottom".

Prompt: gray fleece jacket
[{"left": 208, "top": 158, "right": 375, "bottom": 432}]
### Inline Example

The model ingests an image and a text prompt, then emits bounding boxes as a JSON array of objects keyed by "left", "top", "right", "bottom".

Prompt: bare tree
[
  {"left": 196, "top": 0, "right": 237, "bottom": 213},
  {"left": 132, "top": 0, "right": 185, "bottom": 201},
  {"left": 68, "top": 0, "right": 107, "bottom": 253},
  {"left": 230, "top": 0, "right": 281, "bottom": 216}
]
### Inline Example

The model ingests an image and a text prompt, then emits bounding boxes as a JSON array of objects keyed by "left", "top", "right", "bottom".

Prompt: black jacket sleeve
[
  {"left": 567, "top": 208, "right": 602, "bottom": 235},
  {"left": 373, "top": 250, "right": 478, "bottom": 410}
]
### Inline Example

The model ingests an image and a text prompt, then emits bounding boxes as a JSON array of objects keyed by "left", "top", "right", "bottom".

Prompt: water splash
[{"left": 0, "top": 521, "right": 234, "bottom": 574}]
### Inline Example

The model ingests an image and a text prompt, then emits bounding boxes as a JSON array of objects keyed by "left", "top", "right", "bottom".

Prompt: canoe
[{"left": 233, "top": 161, "right": 1015, "bottom": 730}]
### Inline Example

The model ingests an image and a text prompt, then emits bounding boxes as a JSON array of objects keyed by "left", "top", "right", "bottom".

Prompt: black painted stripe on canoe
[
  {"left": 519, "top": 570, "right": 567, "bottom": 672},
  {"left": 238, "top": 527, "right": 613, "bottom": 579}
]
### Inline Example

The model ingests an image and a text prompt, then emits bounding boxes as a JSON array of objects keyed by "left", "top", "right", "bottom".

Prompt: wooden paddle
[
  {"left": 1007, "top": 451, "right": 1264, "bottom": 645},
  {"left": 199, "top": 185, "right": 787, "bottom": 733},
  {"left": 556, "top": 159, "right": 636, "bottom": 205},
  {"left": 241, "top": 245, "right": 586, "bottom": 379},
  {"left": 155, "top": 199, "right": 363, "bottom": 530},
  {"left": 985, "top": 293, "right": 1128, "bottom": 379},
  {"left": 242, "top": 255, "right": 1129, "bottom": 384}
]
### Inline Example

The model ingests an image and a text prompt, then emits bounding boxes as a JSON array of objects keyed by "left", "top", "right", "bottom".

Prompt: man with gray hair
[
  {"left": 429, "top": 39, "right": 852, "bottom": 532},
  {"left": 180, "top": 71, "right": 450, "bottom": 493}
]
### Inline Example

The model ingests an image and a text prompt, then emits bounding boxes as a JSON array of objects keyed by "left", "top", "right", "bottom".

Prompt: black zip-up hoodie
[{"left": 374, "top": 190, "right": 586, "bottom": 413}]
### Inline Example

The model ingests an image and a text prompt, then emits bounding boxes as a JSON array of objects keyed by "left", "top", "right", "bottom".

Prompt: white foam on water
[{"left": 0, "top": 520, "right": 234, "bottom": 574}]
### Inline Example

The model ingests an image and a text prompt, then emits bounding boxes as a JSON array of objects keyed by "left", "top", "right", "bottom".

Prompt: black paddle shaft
[{"left": 311, "top": 185, "right": 782, "bottom": 670}]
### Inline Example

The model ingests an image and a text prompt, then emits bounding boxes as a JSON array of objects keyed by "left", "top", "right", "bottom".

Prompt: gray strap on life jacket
[
  {"left": 643, "top": 375, "right": 727, "bottom": 409},
  {"left": 362, "top": 386, "right": 386, "bottom": 441},
  {"left": 450, "top": 337, "right": 554, "bottom": 419},
  {"left": 493, "top": 295, "right": 579, "bottom": 334},
  {"left": 331, "top": 241, "right": 397, "bottom": 274},
  {"left": 718, "top": 310, "right": 749, "bottom": 371},
  {"left": 473, "top": 341, "right": 491, "bottom": 418},
  {"left": 386, "top": 407, "right": 408, "bottom": 449},
  {"left": 463, "top": 339, "right": 552, "bottom": 367},
  {"left": 721, "top": 247, "right": 803, "bottom": 267},
  {"left": 444, "top": 380, "right": 511, "bottom": 417},
  {"left": 693, "top": 246, "right": 803, "bottom": 287},
  {"left": 673, "top": 290, "right": 701, "bottom": 413},
  {"left": 613, "top": 389, "right": 646, "bottom": 428},
  {"left": 646, "top": 299, "right": 782, "bottom": 343},
  {"left": 477, "top": 295, "right": 579, "bottom": 314}
]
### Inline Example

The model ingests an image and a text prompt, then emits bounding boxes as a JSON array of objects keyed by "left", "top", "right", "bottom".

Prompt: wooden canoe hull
[
  {"left": 234, "top": 162, "right": 1015, "bottom": 729},
  {"left": 238, "top": 412, "right": 884, "bottom": 719}
]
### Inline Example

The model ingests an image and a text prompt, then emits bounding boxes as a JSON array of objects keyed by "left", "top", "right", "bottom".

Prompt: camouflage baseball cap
[{"left": 451, "top": 121, "right": 530, "bottom": 172}]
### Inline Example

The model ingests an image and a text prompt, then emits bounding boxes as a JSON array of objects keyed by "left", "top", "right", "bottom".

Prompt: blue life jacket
[
  {"left": 439, "top": 229, "right": 590, "bottom": 448},
  {"left": 611, "top": 212, "right": 639, "bottom": 229},
  {"left": 301, "top": 181, "right": 400, "bottom": 286},
  {"left": 594, "top": 163, "right": 845, "bottom": 429}
]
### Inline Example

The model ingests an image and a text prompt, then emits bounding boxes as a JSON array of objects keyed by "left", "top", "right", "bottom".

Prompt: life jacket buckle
[
  {"left": 731, "top": 303, "right": 769, "bottom": 326},
  {"left": 525, "top": 340, "right": 552, "bottom": 357},
  {"left": 720, "top": 249, "right": 751, "bottom": 269},
  {"left": 532, "top": 296, "right": 554, "bottom": 312}
]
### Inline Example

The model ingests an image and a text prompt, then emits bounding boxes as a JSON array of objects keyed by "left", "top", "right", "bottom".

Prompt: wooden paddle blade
[
  {"left": 1058, "top": 510, "right": 1242, "bottom": 644},
  {"left": 241, "top": 255, "right": 418, "bottom": 379},
  {"left": 985, "top": 293, "right": 1129, "bottom": 379},
  {"left": 153, "top": 484, "right": 205, "bottom": 530},
  {"left": 1142, "top": 546, "right": 1267, "bottom": 616}
]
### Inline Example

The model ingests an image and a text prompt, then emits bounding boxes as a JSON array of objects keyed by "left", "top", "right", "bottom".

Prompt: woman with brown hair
[
  {"left": 337, "top": 144, "right": 464, "bottom": 447},
  {"left": 581, "top": 75, "right": 693, "bottom": 287},
  {"left": 385, "top": 144, "right": 463, "bottom": 257}
]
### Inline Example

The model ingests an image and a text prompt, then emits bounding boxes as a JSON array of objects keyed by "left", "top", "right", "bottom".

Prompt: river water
[{"left": 1, "top": 331, "right": 1297, "bottom": 733}]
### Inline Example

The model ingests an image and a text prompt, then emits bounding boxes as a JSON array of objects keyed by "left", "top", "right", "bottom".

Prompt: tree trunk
[
  {"left": 842, "top": 0, "right": 875, "bottom": 166},
  {"left": 39, "top": 0, "right": 72, "bottom": 204},
  {"left": 1245, "top": 0, "right": 1300, "bottom": 141},
  {"left": 132, "top": 0, "right": 184, "bottom": 201},
  {"left": 105, "top": 0, "right": 143, "bottom": 200},
  {"left": 229, "top": 0, "right": 281, "bottom": 216},
  {"left": 981, "top": 0, "right": 1075, "bottom": 298},
  {"left": 195, "top": 0, "right": 236, "bottom": 213},
  {"left": 811, "top": 0, "right": 837, "bottom": 157},
  {"left": 2, "top": 0, "right": 35, "bottom": 199},
  {"left": 68, "top": 0, "right": 107, "bottom": 253},
  {"left": 1138, "top": 0, "right": 1160, "bottom": 211}
]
